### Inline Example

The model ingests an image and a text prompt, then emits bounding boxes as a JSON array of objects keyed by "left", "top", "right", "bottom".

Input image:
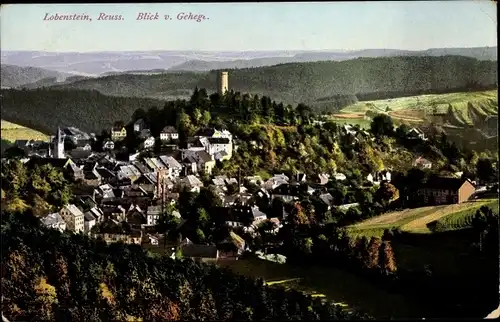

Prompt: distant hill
[
  {"left": 1, "top": 47, "right": 496, "bottom": 76},
  {"left": 47, "top": 56, "right": 497, "bottom": 105},
  {"left": 169, "top": 47, "right": 498, "bottom": 72},
  {"left": 0, "top": 65, "right": 69, "bottom": 88},
  {"left": 0, "top": 88, "right": 165, "bottom": 134}
]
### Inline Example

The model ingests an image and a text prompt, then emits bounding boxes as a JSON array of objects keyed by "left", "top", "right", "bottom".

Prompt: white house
[
  {"left": 160, "top": 126, "right": 179, "bottom": 141},
  {"left": 413, "top": 157, "right": 432, "bottom": 169},
  {"left": 141, "top": 136, "right": 155, "bottom": 149},
  {"left": 333, "top": 173, "right": 347, "bottom": 181},
  {"left": 407, "top": 128, "right": 427, "bottom": 141},
  {"left": 263, "top": 174, "right": 289, "bottom": 191},
  {"left": 159, "top": 155, "right": 183, "bottom": 178},
  {"left": 59, "top": 204, "right": 85, "bottom": 233},
  {"left": 251, "top": 206, "right": 267, "bottom": 224},
  {"left": 206, "top": 137, "right": 233, "bottom": 160},
  {"left": 181, "top": 175, "right": 204, "bottom": 193},
  {"left": 40, "top": 212, "right": 67, "bottom": 232},
  {"left": 102, "top": 140, "right": 115, "bottom": 150},
  {"left": 133, "top": 118, "right": 146, "bottom": 132},
  {"left": 146, "top": 205, "right": 162, "bottom": 226}
]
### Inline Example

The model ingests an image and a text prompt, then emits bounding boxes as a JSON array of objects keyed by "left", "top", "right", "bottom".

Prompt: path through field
[
  {"left": 400, "top": 203, "right": 484, "bottom": 232},
  {"left": 349, "top": 200, "right": 497, "bottom": 235}
]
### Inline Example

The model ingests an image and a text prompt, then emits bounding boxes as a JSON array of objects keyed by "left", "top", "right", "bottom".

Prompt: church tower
[{"left": 54, "top": 127, "right": 65, "bottom": 159}]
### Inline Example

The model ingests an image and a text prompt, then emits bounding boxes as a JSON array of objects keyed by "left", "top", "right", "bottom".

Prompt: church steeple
[{"left": 55, "top": 127, "right": 65, "bottom": 159}]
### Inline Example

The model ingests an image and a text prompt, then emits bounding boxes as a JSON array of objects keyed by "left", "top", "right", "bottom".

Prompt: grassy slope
[
  {"left": 1, "top": 120, "right": 50, "bottom": 153},
  {"left": 347, "top": 198, "right": 499, "bottom": 236},
  {"left": 335, "top": 90, "right": 498, "bottom": 125}
]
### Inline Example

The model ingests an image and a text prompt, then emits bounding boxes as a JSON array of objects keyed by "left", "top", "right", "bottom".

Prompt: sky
[{"left": 0, "top": 1, "right": 497, "bottom": 52}]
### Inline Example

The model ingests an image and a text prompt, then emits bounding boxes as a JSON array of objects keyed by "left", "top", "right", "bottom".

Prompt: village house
[
  {"left": 111, "top": 126, "right": 127, "bottom": 141},
  {"left": 319, "top": 193, "right": 335, "bottom": 210},
  {"left": 271, "top": 183, "right": 302, "bottom": 202},
  {"left": 59, "top": 204, "right": 85, "bottom": 233},
  {"left": 264, "top": 174, "right": 289, "bottom": 191},
  {"left": 140, "top": 136, "right": 155, "bottom": 150},
  {"left": 95, "top": 232, "right": 142, "bottom": 245},
  {"left": 83, "top": 211, "right": 96, "bottom": 233},
  {"left": 158, "top": 155, "right": 183, "bottom": 178},
  {"left": 367, "top": 170, "right": 392, "bottom": 185},
  {"left": 133, "top": 118, "right": 147, "bottom": 132},
  {"left": 126, "top": 206, "right": 147, "bottom": 228},
  {"left": 62, "top": 127, "right": 91, "bottom": 144},
  {"left": 102, "top": 140, "right": 115, "bottom": 151},
  {"left": 206, "top": 137, "right": 233, "bottom": 160},
  {"left": 400, "top": 177, "right": 476, "bottom": 207},
  {"left": 181, "top": 149, "right": 216, "bottom": 175},
  {"left": 101, "top": 205, "right": 127, "bottom": 221},
  {"left": 181, "top": 243, "right": 219, "bottom": 263},
  {"left": 89, "top": 206, "right": 105, "bottom": 223},
  {"left": 316, "top": 173, "right": 330, "bottom": 185},
  {"left": 68, "top": 162, "right": 85, "bottom": 181},
  {"left": 146, "top": 205, "right": 162, "bottom": 226},
  {"left": 413, "top": 156, "right": 432, "bottom": 169},
  {"left": 40, "top": 212, "right": 67, "bottom": 232},
  {"left": 407, "top": 127, "right": 427, "bottom": 140},
  {"left": 218, "top": 231, "right": 246, "bottom": 260},
  {"left": 160, "top": 126, "right": 179, "bottom": 141},
  {"left": 180, "top": 175, "right": 204, "bottom": 193}
]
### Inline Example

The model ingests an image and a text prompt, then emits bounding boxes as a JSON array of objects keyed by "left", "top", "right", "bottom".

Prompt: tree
[
  {"left": 370, "top": 114, "right": 394, "bottom": 138},
  {"left": 300, "top": 237, "right": 314, "bottom": 254},
  {"left": 476, "top": 158, "right": 494, "bottom": 183},
  {"left": 366, "top": 237, "right": 382, "bottom": 269},
  {"left": 156, "top": 209, "right": 180, "bottom": 248},
  {"left": 378, "top": 241, "right": 397, "bottom": 274},
  {"left": 395, "top": 123, "right": 410, "bottom": 139},
  {"left": 471, "top": 206, "right": 497, "bottom": 252},
  {"left": 3, "top": 146, "right": 26, "bottom": 159},
  {"left": 375, "top": 182, "right": 399, "bottom": 203}
]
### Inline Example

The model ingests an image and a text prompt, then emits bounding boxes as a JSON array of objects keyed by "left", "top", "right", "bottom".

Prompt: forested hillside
[
  {"left": 0, "top": 88, "right": 165, "bottom": 134},
  {"left": 0, "top": 65, "right": 68, "bottom": 88},
  {"left": 45, "top": 56, "right": 497, "bottom": 106},
  {"left": 0, "top": 212, "right": 364, "bottom": 321}
]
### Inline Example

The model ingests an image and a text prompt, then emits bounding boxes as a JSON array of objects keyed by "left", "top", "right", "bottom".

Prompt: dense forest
[
  {"left": 0, "top": 88, "right": 165, "bottom": 134},
  {"left": 0, "top": 211, "right": 366, "bottom": 321},
  {"left": 46, "top": 55, "right": 497, "bottom": 105}
]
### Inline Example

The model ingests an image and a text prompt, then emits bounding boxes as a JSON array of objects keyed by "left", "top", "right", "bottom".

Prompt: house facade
[
  {"left": 141, "top": 136, "right": 155, "bottom": 149},
  {"left": 59, "top": 204, "right": 85, "bottom": 233},
  {"left": 160, "top": 126, "right": 179, "bottom": 141},
  {"left": 111, "top": 127, "right": 127, "bottom": 141},
  {"left": 401, "top": 177, "right": 476, "bottom": 207},
  {"left": 40, "top": 212, "right": 67, "bottom": 232},
  {"left": 102, "top": 140, "right": 115, "bottom": 150}
]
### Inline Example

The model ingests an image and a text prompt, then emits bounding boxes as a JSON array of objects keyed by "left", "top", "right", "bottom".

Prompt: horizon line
[{"left": 1, "top": 46, "right": 497, "bottom": 54}]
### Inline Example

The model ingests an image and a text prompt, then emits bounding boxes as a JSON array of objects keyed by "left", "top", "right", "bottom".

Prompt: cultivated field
[
  {"left": 432, "top": 199, "right": 499, "bottom": 232},
  {"left": 331, "top": 90, "right": 498, "bottom": 128},
  {"left": 347, "top": 198, "right": 499, "bottom": 237},
  {"left": 1, "top": 120, "right": 50, "bottom": 143}
]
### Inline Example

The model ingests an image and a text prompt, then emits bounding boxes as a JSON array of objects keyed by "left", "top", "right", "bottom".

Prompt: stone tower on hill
[{"left": 217, "top": 71, "right": 228, "bottom": 95}]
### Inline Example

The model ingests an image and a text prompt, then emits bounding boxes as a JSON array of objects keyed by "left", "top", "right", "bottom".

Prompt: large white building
[{"left": 59, "top": 204, "right": 85, "bottom": 233}]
